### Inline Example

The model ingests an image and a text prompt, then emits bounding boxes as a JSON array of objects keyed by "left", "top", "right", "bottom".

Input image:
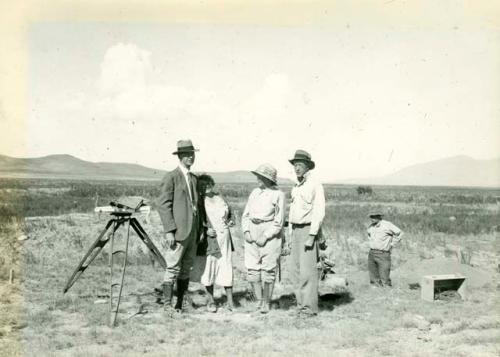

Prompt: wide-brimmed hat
[
  {"left": 289, "top": 149, "right": 315, "bottom": 169},
  {"left": 251, "top": 163, "right": 278, "bottom": 185},
  {"left": 172, "top": 139, "right": 199, "bottom": 155},
  {"left": 368, "top": 213, "right": 384, "bottom": 218}
]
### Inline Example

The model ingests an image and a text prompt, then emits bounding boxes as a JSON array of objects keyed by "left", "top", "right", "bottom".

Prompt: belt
[
  {"left": 291, "top": 222, "right": 311, "bottom": 229},
  {"left": 250, "top": 218, "right": 273, "bottom": 224},
  {"left": 370, "top": 248, "right": 390, "bottom": 253}
]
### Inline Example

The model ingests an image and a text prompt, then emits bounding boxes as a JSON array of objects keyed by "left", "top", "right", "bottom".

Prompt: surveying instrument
[{"left": 63, "top": 198, "right": 166, "bottom": 327}]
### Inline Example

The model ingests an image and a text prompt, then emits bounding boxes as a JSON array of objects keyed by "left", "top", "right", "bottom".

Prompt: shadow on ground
[{"left": 153, "top": 286, "right": 354, "bottom": 312}]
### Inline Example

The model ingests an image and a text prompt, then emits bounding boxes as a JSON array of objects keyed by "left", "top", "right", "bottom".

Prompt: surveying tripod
[{"left": 63, "top": 205, "right": 166, "bottom": 327}]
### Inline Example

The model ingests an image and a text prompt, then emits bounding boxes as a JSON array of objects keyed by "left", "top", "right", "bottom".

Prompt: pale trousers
[
  {"left": 289, "top": 225, "right": 319, "bottom": 314},
  {"left": 163, "top": 224, "right": 198, "bottom": 283},
  {"left": 244, "top": 221, "right": 282, "bottom": 283}
]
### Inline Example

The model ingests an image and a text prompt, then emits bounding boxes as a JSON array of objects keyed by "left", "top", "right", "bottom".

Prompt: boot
[
  {"left": 163, "top": 282, "right": 174, "bottom": 312},
  {"left": 174, "top": 279, "right": 190, "bottom": 311},
  {"left": 261, "top": 282, "right": 273, "bottom": 314},
  {"left": 251, "top": 282, "right": 263, "bottom": 311}
]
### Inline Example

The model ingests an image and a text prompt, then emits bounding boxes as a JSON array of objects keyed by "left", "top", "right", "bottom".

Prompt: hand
[
  {"left": 244, "top": 232, "right": 254, "bottom": 243},
  {"left": 165, "top": 232, "right": 176, "bottom": 249},
  {"left": 206, "top": 228, "right": 217, "bottom": 238},
  {"left": 256, "top": 236, "right": 268, "bottom": 247},
  {"left": 304, "top": 235, "right": 316, "bottom": 250},
  {"left": 281, "top": 243, "right": 291, "bottom": 256}
]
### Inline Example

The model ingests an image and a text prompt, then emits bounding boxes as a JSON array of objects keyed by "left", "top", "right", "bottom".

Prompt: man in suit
[{"left": 157, "top": 139, "right": 203, "bottom": 314}]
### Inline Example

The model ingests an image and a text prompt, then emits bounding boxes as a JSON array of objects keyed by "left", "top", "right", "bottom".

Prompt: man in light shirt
[
  {"left": 366, "top": 213, "right": 403, "bottom": 287},
  {"left": 288, "top": 150, "right": 325, "bottom": 316}
]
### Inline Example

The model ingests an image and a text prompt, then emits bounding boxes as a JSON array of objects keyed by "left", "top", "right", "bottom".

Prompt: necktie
[{"left": 188, "top": 173, "right": 197, "bottom": 214}]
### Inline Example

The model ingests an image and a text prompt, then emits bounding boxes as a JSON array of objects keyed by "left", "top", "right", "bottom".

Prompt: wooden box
[{"left": 421, "top": 274, "right": 466, "bottom": 302}]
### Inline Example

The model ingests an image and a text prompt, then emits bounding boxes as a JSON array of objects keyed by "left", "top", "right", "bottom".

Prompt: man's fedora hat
[
  {"left": 251, "top": 163, "right": 278, "bottom": 185},
  {"left": 289, "top": 149, "right": 315, "bottom": 170},
  {"left": 368, "top": 213, "right": 384, "bottom": 218},
  {"left": 172, "top": 139, "right": 199, "bottom": 155}
]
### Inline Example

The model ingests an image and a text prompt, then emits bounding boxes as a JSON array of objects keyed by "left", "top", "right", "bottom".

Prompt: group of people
[{"left": 156, "top": 139, "right": 403, "bottom": 317}]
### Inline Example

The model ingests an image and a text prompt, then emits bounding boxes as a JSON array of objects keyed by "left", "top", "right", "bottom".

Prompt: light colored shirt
[
  {"left": 241, "top": 187, "right": 285, "bottom": 239},
  {"left": 289, "top": 172, "right": 325, "bottom": 236},
  {"left": 204, "top": 195, "right": 229, "bottom": 235},
  {"left": 178, "top": 164, "right": 193, "bottom": 201},
  {"left": 367, "top": 220, "right": 403, "bottom": 251}
]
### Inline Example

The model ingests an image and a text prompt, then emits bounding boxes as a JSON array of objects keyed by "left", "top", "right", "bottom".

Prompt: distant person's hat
[
  {"left": 251, "top": 163, "right": 278, "bottom": 185},
  {"left": 172, "top": 139, "right": 199, "bottom": 155},
  {"left": 368, "top": 213, "right": 384, "bottom": 218},
  {"left": 289, "top": 149, "right": 315, "bottom": 169}
]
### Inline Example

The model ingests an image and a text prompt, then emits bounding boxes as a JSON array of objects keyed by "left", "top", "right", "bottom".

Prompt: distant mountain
[
  {"left": 0, "top": 154, "right": 292, "bottom": 184},
  {"left": 0, "top": 154, "right": 164, "bottom": 180},
  {"left": 343, "top": 155, "right": 500, "bottom": 187}
]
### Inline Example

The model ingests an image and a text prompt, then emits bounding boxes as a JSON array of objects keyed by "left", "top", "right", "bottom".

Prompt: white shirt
[
  {"left": 289, "top": 171, "right": 325, "bottom": 236},
  {"left": 367, "top": 220, "right": 403, "bottom": 251},
  {"left": 241, "top": 187, "right": 286, "bottom": 239},
  {"left": 178, "top": 164, "right": 193, "bottom": 201}
]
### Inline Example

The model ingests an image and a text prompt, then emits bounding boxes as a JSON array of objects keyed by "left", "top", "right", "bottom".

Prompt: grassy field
[{"left": 0, "top": 178, "right": 499, "bottom": 356}]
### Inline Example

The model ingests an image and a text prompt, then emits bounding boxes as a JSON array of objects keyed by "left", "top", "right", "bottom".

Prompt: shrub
[{"left": 356, "top": 186, "right": 373, "bottom": 195}]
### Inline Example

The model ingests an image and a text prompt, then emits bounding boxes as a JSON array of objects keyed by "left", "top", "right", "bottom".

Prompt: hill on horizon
[
  {"left": 0, "top": 154, "right": 292, "bottom": 184},
  {"left": 0, "top": 153, "right": 499, "bottom": 187},
  {"left": 342, "top": 155, "right": 500, "bottom": 188}
]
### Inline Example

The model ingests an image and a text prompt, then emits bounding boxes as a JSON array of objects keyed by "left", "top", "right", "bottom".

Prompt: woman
[
  {"left": 198, "top": 174, "right": 235, "bottom": 312},
  {"left": 241, "top": 164, "right": 285, "bottom": 314}
]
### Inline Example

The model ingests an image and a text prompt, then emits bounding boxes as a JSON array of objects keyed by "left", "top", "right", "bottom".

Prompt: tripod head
[{"left": 94, "top": 197, "right": 151, "bottom": 217}]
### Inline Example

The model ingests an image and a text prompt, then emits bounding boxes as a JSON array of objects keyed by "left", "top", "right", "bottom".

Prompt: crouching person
[{"left": 242, "top": 164, "right": 285, "bottom": 314}]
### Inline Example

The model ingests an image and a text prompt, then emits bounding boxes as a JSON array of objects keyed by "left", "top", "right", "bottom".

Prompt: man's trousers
[
  {"left": 289, "top": 225, "right": 319, "bottom": 314},
  {"left": 368, "top": 249, "right": 391, "bottom": 286}
]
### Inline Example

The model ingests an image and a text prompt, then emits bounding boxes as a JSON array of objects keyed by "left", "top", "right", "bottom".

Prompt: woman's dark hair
[{"left": 197, "top": 174, "right": 215, "bottom": 192}]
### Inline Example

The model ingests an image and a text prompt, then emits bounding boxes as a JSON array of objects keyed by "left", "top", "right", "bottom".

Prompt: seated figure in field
[{"left": 241, "top": 164, "right": 286, "bottom": 314}]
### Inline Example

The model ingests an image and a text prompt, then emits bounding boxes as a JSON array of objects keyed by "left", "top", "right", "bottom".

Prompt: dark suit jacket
[{"left": 157, "top": 167, "right": 200, "bottom": 241}]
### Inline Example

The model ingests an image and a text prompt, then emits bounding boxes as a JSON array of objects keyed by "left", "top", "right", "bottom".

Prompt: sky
[{"left": 10, "top": 5, "right": 500, "bottom": 181}]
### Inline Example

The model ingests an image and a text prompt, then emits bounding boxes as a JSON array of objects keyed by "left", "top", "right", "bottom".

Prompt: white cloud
[{"left": 99, "top": 43, "right": 152, "bottom": 95}]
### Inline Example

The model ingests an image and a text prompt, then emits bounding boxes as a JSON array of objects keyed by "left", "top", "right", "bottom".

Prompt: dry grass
[
  {"left": 14, "top": 207, "right": 499, "bottom": 357},
  {"left": 0, "top": 181, "right": 499, "bottom": 356},
  {"left": 0, "top": 283, "right": 24, "bottom": 356}
]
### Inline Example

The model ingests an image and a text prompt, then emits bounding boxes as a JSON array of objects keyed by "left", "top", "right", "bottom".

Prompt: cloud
[
  {"left": 94, "top": 42, "right": 223, "bottom": 125},
  {"left": 99, "top": 43, "right": 152, "bottom": 95}
]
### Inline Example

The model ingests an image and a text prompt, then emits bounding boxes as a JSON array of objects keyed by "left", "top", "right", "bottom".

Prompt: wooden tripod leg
[
  {"left": 109, "top": 219, "right": 131, "bottom": 327},
  {"left": 63, "top": 219, "right": 116, "bottom": 293},
  {"left": 130, "top": 218, "right": 167, "bottom": 269}
]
